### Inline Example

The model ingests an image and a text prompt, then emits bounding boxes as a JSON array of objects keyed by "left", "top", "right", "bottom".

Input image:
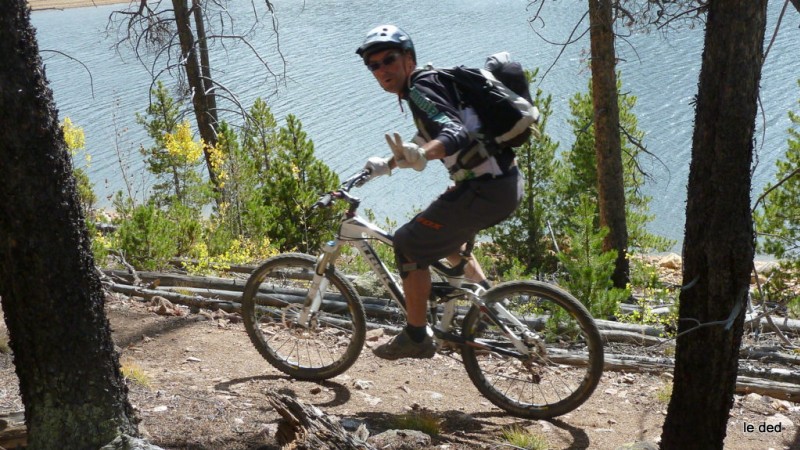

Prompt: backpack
[{"left": 436, "top": 52, "right": 540, "bottom": 170}]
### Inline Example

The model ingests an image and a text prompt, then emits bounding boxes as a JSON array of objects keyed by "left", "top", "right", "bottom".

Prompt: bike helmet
[{"left": 356, "top": 25, "right": 415, "bottom": 64}]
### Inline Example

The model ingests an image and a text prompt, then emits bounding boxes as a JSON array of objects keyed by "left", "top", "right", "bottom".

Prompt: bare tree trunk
[
  {"left": 172, "top": 0, "right": 221, "bottom": 192},
  {"left": 0, "top": 2, "right": 140, "bottom": 447},
  {"left": 660, "top": 0, "right": 767, "bottom": 448},
  {"left": 192, "top": 0, "right": 218, "bottom": 127},
  {"left": 588, "top": 0, "right": 629, "bottom": 288}
]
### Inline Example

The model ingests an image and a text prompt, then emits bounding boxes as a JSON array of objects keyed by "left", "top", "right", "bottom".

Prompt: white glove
[
  {"left": 385, "top": 133, "right": 427, "bottom": 172},
  {"left": 364, "top": 156, "right": 391, "bottom": 178}
]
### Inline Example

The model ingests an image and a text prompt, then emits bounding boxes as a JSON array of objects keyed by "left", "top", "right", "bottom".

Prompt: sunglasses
[{"left": 366, "top": 52, "right": 402, "bottom": 72}]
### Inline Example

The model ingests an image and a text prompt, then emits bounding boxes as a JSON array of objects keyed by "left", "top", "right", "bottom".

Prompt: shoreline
[{"left": 29, "top": 0, "right": 129, "bottom": 11}]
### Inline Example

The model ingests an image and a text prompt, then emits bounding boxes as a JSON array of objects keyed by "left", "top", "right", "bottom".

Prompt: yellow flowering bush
[
  {"left": 165, "top": 121, "right": 204, "bottom": 164},
  {"left": 62, "top": 117, "right": 86, "bottom": 154}
]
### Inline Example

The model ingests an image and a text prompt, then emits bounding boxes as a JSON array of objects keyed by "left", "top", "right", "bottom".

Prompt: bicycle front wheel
[
  {"left": 461, "top": 281, "right": 603, "bottom": 419},
  {"left": 241, "top": 253, "right": 366, "bottom": 380}
]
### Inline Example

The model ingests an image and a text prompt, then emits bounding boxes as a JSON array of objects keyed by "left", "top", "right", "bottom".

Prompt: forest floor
[{"left": 1, "top": 286, "right": 799, "bottom": 449}]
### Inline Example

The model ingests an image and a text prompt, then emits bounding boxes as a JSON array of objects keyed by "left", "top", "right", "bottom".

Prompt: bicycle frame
[
  {"left": 301, "top": 171, "right": 536, "bottom": 357},
  {"left": 322, "top": 214, "right": 407, "bottom": 313}
]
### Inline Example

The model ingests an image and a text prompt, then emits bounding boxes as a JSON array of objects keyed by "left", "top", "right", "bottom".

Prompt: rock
[
  {"left": 744, "top": 393, "right": 762, "bottom": 404},
  {"left": 148, "top": 296, "right": 183, "bottom": 316},
  {"left": 368, "top": 429, "right": 432, "bottom": 450},
  {"left": 354, "top": 379, "right": 374, "bottom": 390},
  {"left": 659, "top": 253, "right": 682, "bottom": 270},
  {"left": 766, "top": 413, "right": 794, "bottom": 430},
  {"left": 366, "top": 328, "right": 385, "bottom": 341},
  {"left": 352, "top": 272, "right": 387, "bottom": 297},
  {"left": 771, "top": 399, "right": 792, "bottom": 411},
  {"left": 356, "top": 391, "right": 382, "bottom": 406},
  {"left": 340, "top": 417, "right": 367, "bottom": 431},
  {"left": 100, "top": 435, "right": 165, "bottom": 450},
  {"left": 353, "top": 424, "right": 370, "bottom": 442}
]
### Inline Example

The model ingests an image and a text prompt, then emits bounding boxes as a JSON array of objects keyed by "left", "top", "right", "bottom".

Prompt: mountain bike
[{"left": 241, "top": 170, "right": 604, "bottom": 419}]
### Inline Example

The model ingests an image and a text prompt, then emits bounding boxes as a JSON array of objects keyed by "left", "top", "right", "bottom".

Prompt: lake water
[{"left": 30, "top": 0, "right": 800, "bottom": 250}]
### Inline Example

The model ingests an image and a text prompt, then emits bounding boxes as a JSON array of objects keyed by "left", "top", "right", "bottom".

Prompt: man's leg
[
  {"left": 402, "top": 267, "right": 431, "bottom": 327},
  {"left": 446, "top": 249, "right": 491, "bottom": 288},
  {"left": 372, "top": 266, "right": 436, "bottom": 360}
]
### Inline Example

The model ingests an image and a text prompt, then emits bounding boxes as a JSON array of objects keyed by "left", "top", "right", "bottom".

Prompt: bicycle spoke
[
  {"left": 241, "top": 254, "right": 366, "bottom": 380},
  {"left": 461, "top": 281, "right": 603, "bottom": 419}
]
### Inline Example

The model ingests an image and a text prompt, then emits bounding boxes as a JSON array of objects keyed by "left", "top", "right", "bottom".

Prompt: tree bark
[
  {"left": 588, "top": 0, "right": 629, "bottom": 288},
  {"left": 0, "top": 2, "right": 139, "bottom": 447},
  {"left": 660, "top": 1, "right": 767, "bottom": 448}
]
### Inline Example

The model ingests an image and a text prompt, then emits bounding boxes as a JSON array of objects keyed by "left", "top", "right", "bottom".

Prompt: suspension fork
[{"left": 298, "top": 240, "right": 341, "bottom": 325}]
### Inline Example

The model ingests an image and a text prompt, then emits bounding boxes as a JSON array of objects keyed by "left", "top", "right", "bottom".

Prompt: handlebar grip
[{"left": 313, "top": 193, "right": 332, "bottom": 209}]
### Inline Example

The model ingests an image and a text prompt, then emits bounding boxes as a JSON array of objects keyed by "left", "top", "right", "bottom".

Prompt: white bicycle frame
[{"left": 299, "top": 208, "right": 534, "bottom": 355}]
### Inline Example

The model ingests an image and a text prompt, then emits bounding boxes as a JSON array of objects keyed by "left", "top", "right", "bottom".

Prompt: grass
[
  {"left": 0, "top": 334, "right": 10, "bottom": 354},
  {"left": 655, "top": 382, "right": 673, "bottom": 404},
  {"left": 499, "top": 425, "right": 549, "bottom": 450},
  {"left": 389, "top": 411, "right": 441, "bottom": 437},
  {"left": 120, "top": 358, "right": 152, "bottom": 388}
]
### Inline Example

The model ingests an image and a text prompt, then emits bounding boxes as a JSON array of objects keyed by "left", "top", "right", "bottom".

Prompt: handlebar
[{"left": 312, "top": 169, "right": 372, "bottom": 210}]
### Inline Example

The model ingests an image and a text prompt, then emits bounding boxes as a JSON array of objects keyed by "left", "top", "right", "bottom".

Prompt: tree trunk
[
  {"left": 0, "top": 2, "right": 139, "bottom": 447},
  {"left": 588, "top": 0, "right": 629, "bottom": 289},
  {"left": 192, "top": 0, "right": 218, "bottom": 128},
  {"left": 172, "top": 0, "right": 221, "bottom": 191},
  {"left": 660, "top": 1, "right": 767, "bottom": 449}
]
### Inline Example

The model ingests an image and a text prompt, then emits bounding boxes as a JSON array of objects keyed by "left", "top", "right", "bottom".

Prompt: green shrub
[
  {"left": 557, "top": 195, "right": 629, "bottom": 319},
  {"left": 260, "top": 114, "right": 341, "bottom": 252},
  {"left": 115, "top": 203, "right": 201, "bottom": 270}
]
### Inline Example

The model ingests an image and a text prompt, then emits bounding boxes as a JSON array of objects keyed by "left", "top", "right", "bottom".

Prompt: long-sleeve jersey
[
  {"left": 403, "top": 70, "right": 472, "bottom": 157},
  {"left": 402, "top": 69, "right": 513, "bottom": 180}
]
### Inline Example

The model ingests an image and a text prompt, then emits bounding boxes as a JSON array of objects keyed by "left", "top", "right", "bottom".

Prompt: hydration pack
[{"left": 436, "top": 52, "right": 540, "bottom": 170}]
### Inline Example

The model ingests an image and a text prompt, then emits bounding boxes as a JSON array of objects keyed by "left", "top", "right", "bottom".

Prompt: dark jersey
[{"left": 402, "top": 69, "right": 515, "bottom": 177}]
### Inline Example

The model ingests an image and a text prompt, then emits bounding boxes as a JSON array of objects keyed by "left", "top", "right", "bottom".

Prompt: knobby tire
[
  {"left": 461, "top": 280, "right": 604, "bottom": 419},
  {"left": 241, "top": 253, "right": 366, "bottom": 380}
]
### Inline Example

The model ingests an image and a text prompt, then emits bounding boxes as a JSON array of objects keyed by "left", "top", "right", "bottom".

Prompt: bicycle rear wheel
[
  {"left": 241, "top": 253, "right": 366, "bottom": 380},
  {"left": 461, "top": 281, "right": 603, "bottom": 419}
]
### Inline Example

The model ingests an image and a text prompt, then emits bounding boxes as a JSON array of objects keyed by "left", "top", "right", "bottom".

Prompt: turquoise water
[{"left": 31, "top": 1, "right": 799, "bottom": 249}]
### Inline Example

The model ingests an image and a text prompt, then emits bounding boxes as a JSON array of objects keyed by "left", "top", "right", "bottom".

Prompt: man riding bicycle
[{"left": 358, "top": 25, "right": 525, "bottom": 360}]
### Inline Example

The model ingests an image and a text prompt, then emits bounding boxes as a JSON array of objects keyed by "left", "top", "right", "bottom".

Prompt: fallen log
[
  {"left": 267, "top": 391, "right": 375, "bottom": 450},
  {"left": 108, "top": 283, "right": 241, "bottom": 314},
  {"left": 591, "top": 353, "right": 800, "bottom": 401},
  {"left": 104, "top": 269, "right": 248, "bottom": 292},
  {"left": 600, "top": 330, "right": 665, "bottom": 346},
  {"left": 740, "top": 347, "right": 800, "bottom": 366},
  {"left": 735, "top": 376, "right": 800, "bottom": 402},
  {"left": 0, "top": 410, "right": 26, "bottom": 450},
  {"left": 595, "top": 319, "right": 665, "bottom": 338}
]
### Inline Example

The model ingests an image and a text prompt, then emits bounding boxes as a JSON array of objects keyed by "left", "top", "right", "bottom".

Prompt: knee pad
[{"left": 395, "top": 250, "right": 422, "bottom": 279}]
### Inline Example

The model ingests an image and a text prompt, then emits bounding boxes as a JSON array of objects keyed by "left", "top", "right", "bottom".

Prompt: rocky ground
[{"left": 1, "top": 289, "right": 798, "bottom": 450}]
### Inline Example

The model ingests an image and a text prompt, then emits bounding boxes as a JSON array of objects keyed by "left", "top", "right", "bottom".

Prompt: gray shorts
[{"left": 393, "top": 168, "right": 523, "bottom": 272}]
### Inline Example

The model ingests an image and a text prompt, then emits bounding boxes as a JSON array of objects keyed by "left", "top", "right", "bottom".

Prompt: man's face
[{"left": 367, "top": 49, "right": 413, "bottom": 94}]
